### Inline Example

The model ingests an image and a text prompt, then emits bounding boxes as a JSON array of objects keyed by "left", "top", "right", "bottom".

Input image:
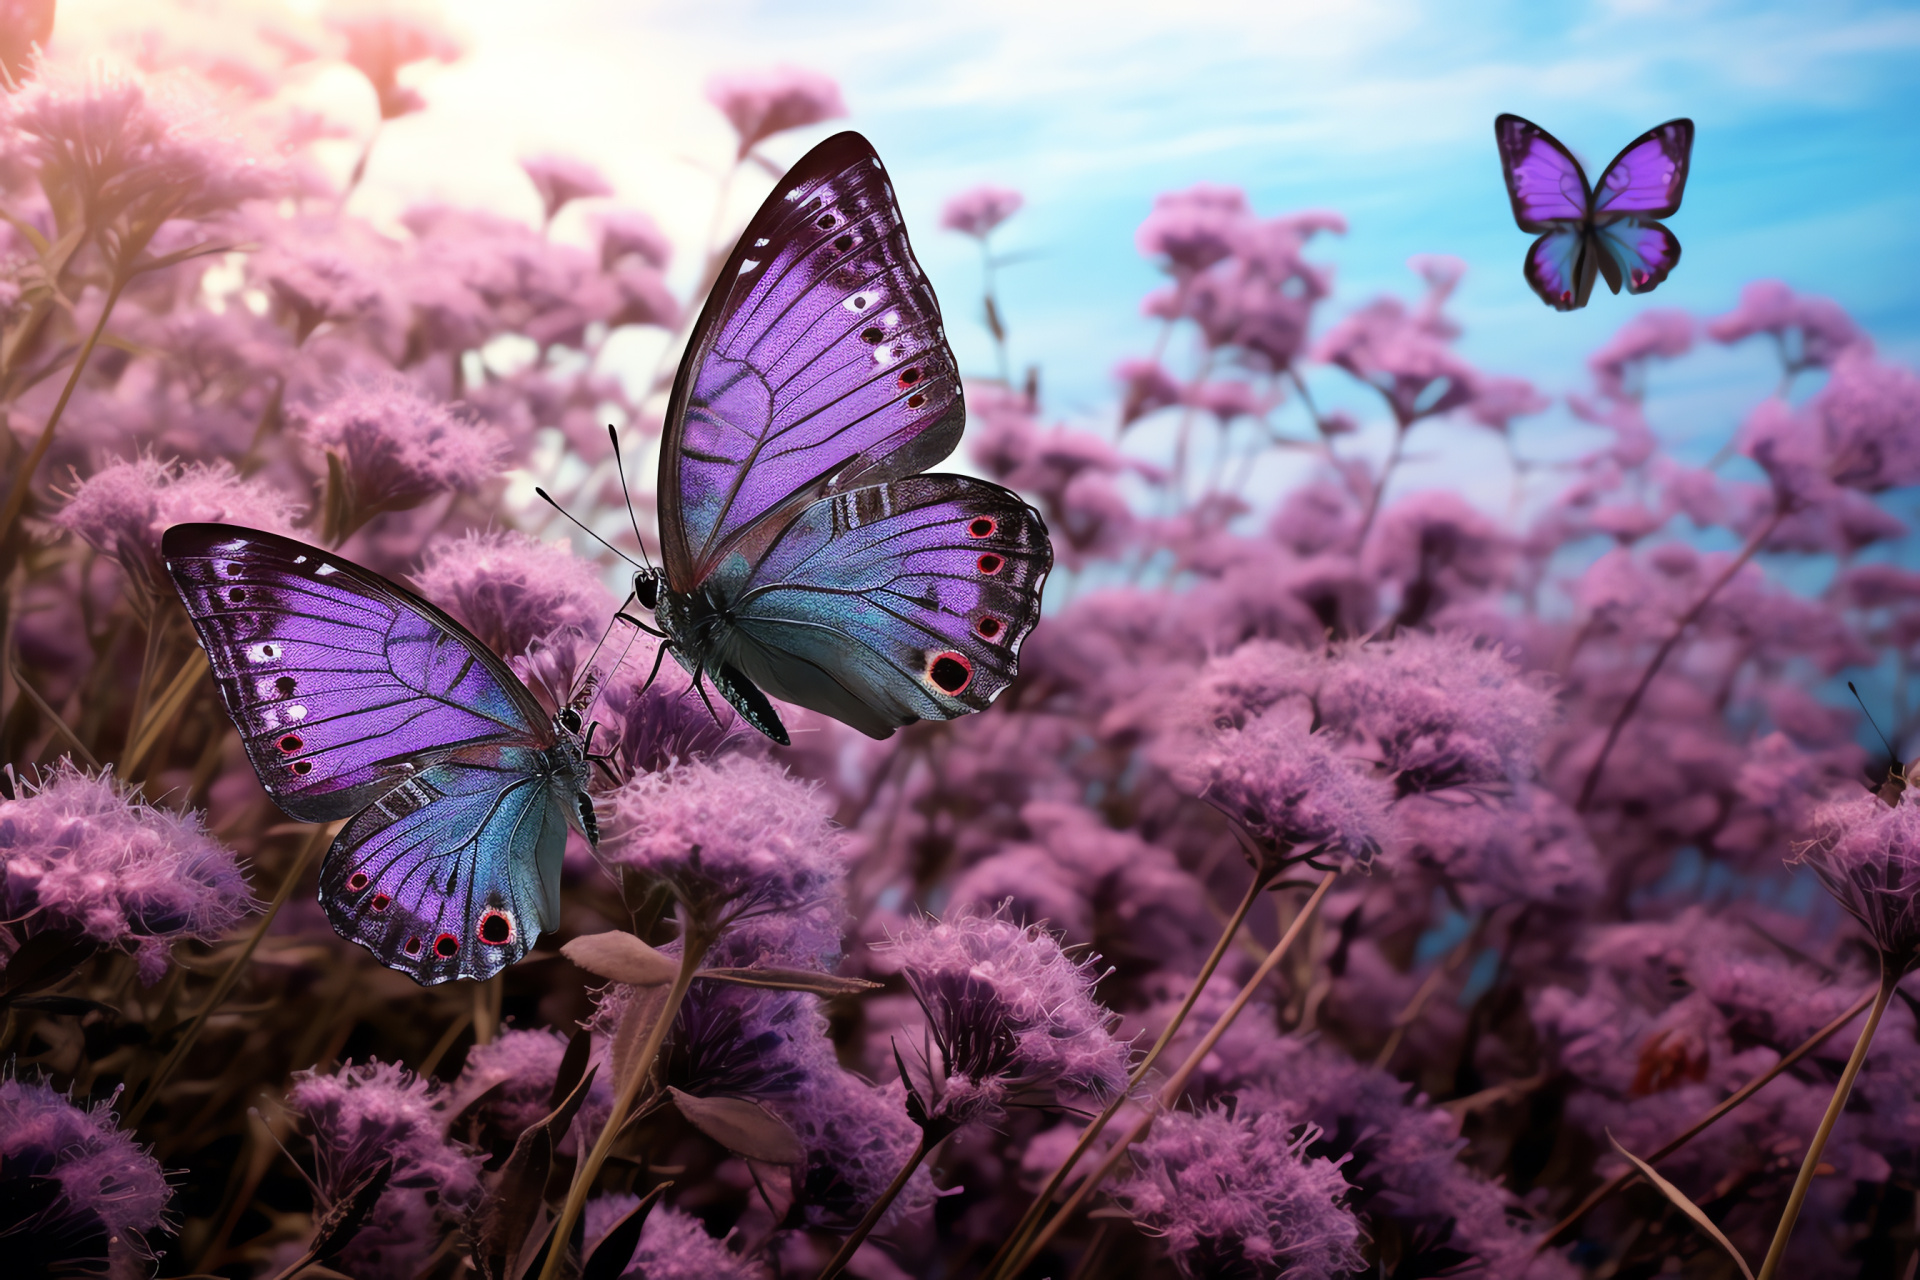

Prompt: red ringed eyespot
[
  {"left": 478, "top": 910, "right": 513, "bottom": 946},
  {"left": 346, "top": 872, "right": 369, "bottom": 891},
  {"left": 433, "top": 933, "right": 459, "bottom": 958},
  {"left": 977, "top": 552, "right": 1005, "bottom": 576},
  {"left": 907, "top": 394, "right": 926, "bottom": 409},
  {"left": 967, "top": 516, "right": 997, "bottom": 538},
  {"left": 899, "top": 367, "right": 921, "bottom": 387},
  {"left": 976, "top": 616, "right": 1003, "bottom": 640},
  {"left": 405, "top": 935, "right": 422, "bottom": 954},
  {"left": 292, "top": 760, "right": 313, "bottom": 775},
  {"left": 278, "top": 734, "right": 303, "bottom": 753},
  {"left": 370, "top": 893, "right": 390, "bottom": 912},
  {"left": 928, "top": 651, "right": 973, "bottom": 694}
]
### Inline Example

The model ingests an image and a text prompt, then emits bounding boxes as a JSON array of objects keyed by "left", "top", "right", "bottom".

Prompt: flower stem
[
  {"left": 1535, "top": 981, "right": 1878, "bottom": 1252},
  {"left": 1755, "top": 966, "right": 1895, "bottom": 1280},
  {"left": 983, "top": 866, "right": 1274, "bottom": 1279},
  {"left": 814, "top": 1130, "right": 940, "bottom": 1280},
  {"left": 1576, "top": 504, "right": 1785, "bottom": 811},
  {"left": 1007, "top": 869, "right": 1337, "bottom": 1274},
  {"left": 538, "top": 927, "right": 711, "bottom": 1280}
]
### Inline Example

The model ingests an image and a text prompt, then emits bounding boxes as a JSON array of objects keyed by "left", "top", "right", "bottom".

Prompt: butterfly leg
[
  {"left": 616, "top": 610, "right": 669, "bottom": 639},
  {"left": 636, "top": 637, "right": 672, "bottom": 696},
  {"left": 687, "top": 660, "right": 727, "bottom": 729}
]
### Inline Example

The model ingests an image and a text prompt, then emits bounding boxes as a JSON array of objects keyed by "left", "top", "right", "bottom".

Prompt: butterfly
[
  {"left": 162, "top": 524, "right": 601, "bottom": 985},
  {"left": 1494, "top": 114, "right": 1694, "bottom": 311},
  {"left": 635, "top": 131, "right": 1053, "bottom": 745}
]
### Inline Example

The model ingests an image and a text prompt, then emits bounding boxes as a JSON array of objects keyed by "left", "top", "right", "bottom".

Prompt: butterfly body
[
  {"left": 646, "top": 131, "right": 1053, "bottom": 744},
  {"left": 1494, "top": 114, "right": 1694, "bottom": 311},
  {"left": 163, "top": 524, "right": 596, "bottom": 984}
]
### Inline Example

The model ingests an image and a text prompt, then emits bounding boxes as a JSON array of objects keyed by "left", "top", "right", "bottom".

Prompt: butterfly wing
[
  {"left": 1494, "top": 114, "right": 1592, "bottom": 231},
  {"left": 1523, "top": 227, "right": 1598, "bottom": 311},
  {"left": 318, "top": 745, "right": 571, "bottom": 984},
  {"left": 1592, "top": 219, "right": 1682, "bottom": 296},
  {"left": 710, "top": 476, "right": 1051, "bottom": 739},
  {"left": 162, "top": 523, "right": 553, "bottom": 823},
  {"left": 1592, "top": 118, "right": 1693, "bottom": 219},
  {"left": 659, "top": 131, "right": 964, "bottom": 593}
]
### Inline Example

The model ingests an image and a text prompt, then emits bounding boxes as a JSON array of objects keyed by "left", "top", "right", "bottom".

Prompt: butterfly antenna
[
  {"left": 1848, "top": 681, "right": 1902, "bottom": 764},
  {"left": 533, "top": 487, "right": 644, "bottom": 571},
  {"left": 607, "top": 424, "right": 658, "bottom": 575}
]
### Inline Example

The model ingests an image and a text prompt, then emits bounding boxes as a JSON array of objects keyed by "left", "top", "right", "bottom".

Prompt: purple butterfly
[
  {"left": 163, "top": 525, "right": 599, "bottom": 985},
  {"left": 1494, "top": 114, "right": 1694, "bottom": 311},
  {"left": 637, "top": 131, "right": 1054, "bottom": 744}
]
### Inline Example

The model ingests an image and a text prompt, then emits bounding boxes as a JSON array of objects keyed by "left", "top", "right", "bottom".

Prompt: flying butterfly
[
  {"left": 162, "top": 524, "right": 604, "bottom": 985},
  {"left": 633, "top": 130, "right": 1053, "bottom": 745},
  {"left": 1494, "top": 113, "right": 1694, "bottom": 311}
]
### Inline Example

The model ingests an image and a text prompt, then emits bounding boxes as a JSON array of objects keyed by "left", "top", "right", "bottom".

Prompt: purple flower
[
  {"left": 587, "top": 971, "right": 829, "bottom": 1108},
  {"left": 1807, "top": 348, "right": 1920, "bottom": 493},
  {"left": 1136, "top": 183, "right": 1251, "bottom": 276},
  {"left": 598, "top": 641, "right": 747, "bottom": 779},
  {"left": 601, "top": 756, "right": 847, "bottom": 921},
  {"left": 1706, "top": 279, "right": 1864, "bottom": 373},
  {"left": 325, "top": 1, "right": 465, "bottom": 120},
  {"left": 940, "top": 184, "right": 1023, "bottom": 239},
  {"left": 584, "top": 1198, "right": 766, "bottom": 1280},
  {"left": 782, "top": 1070, "right": 934, "bottom": 1229},
  {"left": 296, "top": 376, "right": 506, "bottom": 534},
  {"left": 881, "top": 908, "right": 1130, "bottom": 1132},
  {"left": 287, "top": 1059, "right": 484, "bottom": 1280},
  {"left": 521, "top": 152, "right": 614, "bottom": 225},
  {"left": 1796, "top": 793, "right": 1920, "bottom": 972},
  {"left": 704, "top": 66, "right": 846, "bottom": 159},
  {"left": 447, "top": 1027, "right": 612, "bottom": 1157},
  {"left": 412, "top": 529, "right": 614, "bottom": 658},
  {"left": 0, "top": 761, "right": 253, "bottom": 981},
  {"left": 1466, "top": 374, "right": 1550, "bottom": 433},
  {"left": 244, "top": 210, "right": 405, "bottom": 348},
  {"left": 594, "top": 210, "right": 673, "bottom": 271},
  {"left": 0, "top": 1074, "right": 171, "bottom": 1277},
  {"left": 1116, "top": 357, "right": 1183, "bottom": 427},
  {"left": 1116, "top": 1107, "right": 1363, "bottom": 1280},
  {"left": 1587, "top": 308, "right": 1693, "bottom": 400},
  {"left": 1365, "top": 490, "right": 1513, "bottom": 627},
  {"left": 0, "top": 0, "right": 52, "bottom": 82},
  {"left": 55, "top": 455, "right": 303, "bottom": 596},
  {"left": 1311, "top": 295, "right": 1478, "bottom": 429}
]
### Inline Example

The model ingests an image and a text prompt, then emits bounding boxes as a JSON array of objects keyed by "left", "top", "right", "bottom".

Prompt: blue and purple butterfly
[
  {"left": 633, "top": 130, "right": 1053, "bottom": 745},
  {"left": 1494, "top": 114, "right": 1694, "bottom": 311}
]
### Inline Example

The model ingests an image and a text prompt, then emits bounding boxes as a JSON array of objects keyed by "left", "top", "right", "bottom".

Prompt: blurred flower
[
  {"left": 1808, "top": 348, "right": 1920, "bottom": 493},
  {"left": 55, "top": 455, "right": 303, "bottom": 597},
  {"left": 1116, "top": 357, "right": 1182, "bottom": 427},
  {"left": 521, "top": 152, "right": 613, "bottom": 226},
  {"left": 599, "top": 643, "right": 744, "bottom": 778},
  {"left": 0, "top": 0, "right": 53, "bottom": 84},
  {"left": 325, "top": 0, "right": 464, "bottom": 120},
  {"left": 0, "top": 1074, "right": 171, "bottom": 1277},
  {"left": 0, "top": 761, "right": 252, "bottom": 981},
  {"left": 296, "top": 376, "right": 505, "bottom": 537},
  {"left": 1312, "top": 295, "right": 1477, "bottom": 429},
  {"left": 882, "top": 908, "right": 1129, "bottom": 1133},
  {"left": 1137, "top": 183, "right": 1250, "bottom": 276},
  {"left": 594, "top": 209, "right": 673, "bottom": 271},
  {"left": 940, "top": 184, "right": 1023, "bottom": 239},
  {"left": 1366, "top": 490, "right": 1513, "bottom": 627},
  {"left": 287, "top": 1059, "right": 483, "bottom": 1280},
  {"left": 1116, "top": 1107, "right": 1362, "bottom": 1280},
  {"left": 1588, "top": 309, "right": 1693, "bottom": 401},
  {"left": 1796, "top": 793, "right": 1920, "bottom": 973},
  {"left": 602, "top": 756, "right": 847, "bottom": 923},
  {"left": 584, "top": 1199, "right": 766, "bottom": 1280},
  {"left": 704, "top": 65, "right": 845, "bottom": 159},
  {"left": 413, "top": 529, "right": 614, "bottom": 658},
  {"left": 244, "top": 209, "right": 404, "bottom": 348},
  {"left": 447, "top": 1027, "right": 612, "bottom": 1157},
  {"left": 1707, "top": 279, "right": 1864, "bottom": 374},
  {"left": 1466, "top": 374, "right": 1550, "bottom": 433}
]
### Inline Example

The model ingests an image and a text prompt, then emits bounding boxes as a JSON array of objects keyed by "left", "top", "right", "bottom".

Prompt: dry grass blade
[
  {"left": 1607, "top": 1132, "right": 1754, "bottom": 1280},
  {"left": 308, "top": 1156, "right": 394, "bottom": 1265}
]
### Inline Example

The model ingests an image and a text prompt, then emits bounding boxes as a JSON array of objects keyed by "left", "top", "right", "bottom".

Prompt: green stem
[
  {"left": 815, "top": 1130, "right": 939, "bottom": 1280},
  {"left": 538, "top": 927, "right": 711, "bottom": 1280},
  {"left": 1755, "top": 966, "right": 1896, "bottom": 1280},
  {"left": 983, "top": 866, "right": 1274, "bottom": 1279},
  {"left": 0, "top": 273, "right": 128, "bottom": 553}
]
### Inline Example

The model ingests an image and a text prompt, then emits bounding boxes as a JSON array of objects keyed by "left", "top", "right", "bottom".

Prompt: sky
[{"left": 55, "top": 0, "right": 1920, "bottom": 509}]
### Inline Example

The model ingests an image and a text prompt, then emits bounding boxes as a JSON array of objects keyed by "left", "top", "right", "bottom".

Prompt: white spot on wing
[{"left": 315, "top": 563, "right": 337, "bottom": 576}]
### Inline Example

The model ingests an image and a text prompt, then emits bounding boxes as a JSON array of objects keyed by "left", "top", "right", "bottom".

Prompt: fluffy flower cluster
[
  {"left": 413, "top": 529, "right": 614, "bottom": 658},
  {"left": 1795, "top": 793, "right": 1920, "bottom": 972},
  {"left": 584, "top": 1198, "right": 766, "bottom": 1280}
]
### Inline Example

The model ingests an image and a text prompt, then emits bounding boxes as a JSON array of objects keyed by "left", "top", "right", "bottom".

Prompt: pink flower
[
  {"left": 296, "top": 377, "right": 506, "bottom": 531},
  {"left": 583, "top": 1199, "right": 766, "bottom": 1280},
  {"left": 325, "top": 0, "right": 464, "bottom": 120},
  {"left": 1116, "top": 357, "right": 1183, "bottom": 427},
  {"left": 1796, "top": 793, "right": 1920, "bottom": 972},
  {"left": 940, "top": 184, "right": 1023, "bottom": 239},
  {"left": 0, "top": 761, "right": 253, "bottom": 981},
  {"left": 1366, "top": 490, "right": 1513, "bottom": 626},
  {"left": 520, "top": 152, "right": 613, "bottom": 225},
  {"left": 244, "top": 210, "right": 405, "bottom": 349},
  {"left": 1587, "top": 309, "right": 1693, "bottom": 400},
  {"left": 1809, "top": 348, "right": 1920, "bottom": 493},
  {"left": 413, "top": 529, "right": 614, "bottom": 658},
  {"left": 448, "top": 1026, "right": 612, "bottom": 1158},
  {"left": 781, "top": 1069, "right": 935, "bottom": 1229},
  {"left": 0, "top": 0, "right": 52, "bottom": 83},
  {"left": 1311, "top": 296, "right": 1478, "bottom": 429},
  {"left": 1136, "top": 183, "right": 1251, "bottom": 276},
  {"left": 55, "top": 455, "right": 303, "bottom": 594},
  {"left": 594, "top": 210, "right": 673, "bottom": 271},
  {"left": 287, "top": 1059, "right": 483, "bottom": 1280},
  {"left": 1466, "top": 374, "right": 1549, "bottom": 433},
  {"left": 704, "top": 66, "right": 846, "bottom": 159},
  {"left": 0, "top": 1074, "right": 171, "bottom": 1276},
  {"left": 1116, "top": 1108, "right": 1363, "bottom": 1280},
  {"left": 1707, "top": 279, "right": 1864, "bottom": 373}
]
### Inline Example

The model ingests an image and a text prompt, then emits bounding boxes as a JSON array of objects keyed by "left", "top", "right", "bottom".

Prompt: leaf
[
  {"left": 667, "top": 1088, "right": 805, "bottom": 1165},
  {"left": 514, "top": 1203, "right": 584, "bottom": 1280},
  {"left": 309, "top": 1156, "right": 393, "bottom": 1265},
  {"left": 610, "top": 982, "right": 670, "bottom": 1091},
  {"left": 10, "top": 994, "right": 117, "bottom": 1017},
  {"left": 563, "top": 932, "right": 679, "bottom": 987},
  {"left": 579, "top": 1183, "right": 669, "bottom": 1280},
  {"left": 471, "top": 1066, "right": 600, "bottom": 1280},
  {"left": 0, "top": 932, "right": 100, "bottom": 1003},
  {"left": 696, "top": 966, "right": 880, "bottom": 997},
  {"left": 1608, "top": 1132, "right": 1754, "bottom": 1280},
  {"left": 549, "top": 1026, "right": 592, "bottom": 1111}
]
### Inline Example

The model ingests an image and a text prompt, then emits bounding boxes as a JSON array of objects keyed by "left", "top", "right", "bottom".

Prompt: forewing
[
  {"left": 319, "top": 746, "right": 569, "bottom": 985},
  {"left": 1593, "top": 119, "right": 1693, "bottom": 219},
  {"left": 162, "top": 523, "right": 549, "bottom": 823},
  {"left": 719, "top": 476, "right": 1051, "bottom": 739},
  {"left": 1595, "top": 219, "right": 1682, "bottom": 295},
  {"left": 660, "top": 131, "right": 963, "bottom": 592},
  {"left": 1523, "top": 228, "right": 1593, "bottom": 311},
  {"left": 1494, "top": 114, "right": 1591, "bottom": 231}
]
